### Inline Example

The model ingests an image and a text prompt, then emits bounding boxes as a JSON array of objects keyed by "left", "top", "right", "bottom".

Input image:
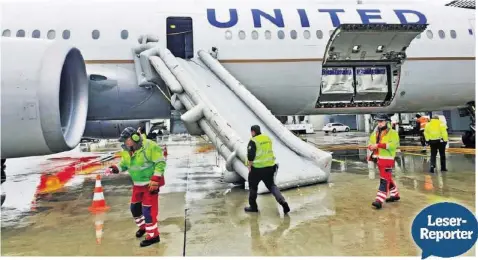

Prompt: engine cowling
[
  {"left": 83, "top": 120, "right": 149, "bottom": 139},
  {"left": 1, "top": 38, "right": 88, "bottom": 158},
  {"left": 86, "top": 66, "right": 171, "bottom": 121}
]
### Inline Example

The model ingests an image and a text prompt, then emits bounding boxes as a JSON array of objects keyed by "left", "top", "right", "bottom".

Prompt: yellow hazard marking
[
  {"left": 402, "top": 152, "right": 428, "bottom": 157},
  {"left": 195, "top": 144, "right": 215, "bottom": 153}
]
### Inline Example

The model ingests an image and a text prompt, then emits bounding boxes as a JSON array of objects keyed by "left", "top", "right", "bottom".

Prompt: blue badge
[{"left": 411, "top": 202, "right": 478, "bottom": 259}]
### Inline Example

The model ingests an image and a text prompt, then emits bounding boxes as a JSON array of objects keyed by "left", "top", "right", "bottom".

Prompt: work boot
[
  {"left": 429, "top": 167, "right": 435, "bottom": 173},
  {"left": 385, "top": 196, "right": 400, "bottom": 203},
  {"left": 136, "top": 228, "right": 146, "bottom": 238},
  {"left": 372, "top": 200, "right": 382, "bottom": 209},
  {"left": 281, "top": 202, "right": 290, "bottom": 214},
  {"left": 441, "top": 168, "right": 448, "bottom": 172},
  {"left": 140, "top": 236, "right": 160, "bottom": 247},
  {"left": 244, "top": 206, "right": 259, "bottom": 213}
]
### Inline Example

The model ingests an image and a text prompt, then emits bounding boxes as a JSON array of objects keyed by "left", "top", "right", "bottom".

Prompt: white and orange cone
[{"left": 88, "top": 174, "right": 110, "bottom": 213}]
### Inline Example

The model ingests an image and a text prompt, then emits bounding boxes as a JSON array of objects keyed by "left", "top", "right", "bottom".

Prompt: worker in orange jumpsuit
[{"left": 416, "top": 114, "right": 429, "bottom": 152}]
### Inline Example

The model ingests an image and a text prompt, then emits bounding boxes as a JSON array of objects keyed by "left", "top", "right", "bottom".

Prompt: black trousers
[
  {"left": 420, "top": 130, "right": 426, "bottom": 146},
  {"left": 429, "top": 140, "right": 447, "bottom": 170},
  {"left": 248, "top": 165, "right": 286, "bottom": 209}
]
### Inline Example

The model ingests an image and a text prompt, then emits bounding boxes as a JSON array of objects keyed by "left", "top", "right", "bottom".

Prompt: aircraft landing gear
[
  {"left": 1, "top": 159, "right": 6, "bottom": 206},
  {"left": 459, "top": 101, "right": 475, "bottom": 148}
]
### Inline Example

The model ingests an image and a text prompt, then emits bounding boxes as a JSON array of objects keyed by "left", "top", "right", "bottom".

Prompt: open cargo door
[{"left": 317, "top": 24, "right": 427, "bottom": 108}]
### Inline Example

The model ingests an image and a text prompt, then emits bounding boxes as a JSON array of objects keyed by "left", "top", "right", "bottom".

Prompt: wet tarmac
[{"left": 1, "top": 132, "right": 475, "bottom": 256}]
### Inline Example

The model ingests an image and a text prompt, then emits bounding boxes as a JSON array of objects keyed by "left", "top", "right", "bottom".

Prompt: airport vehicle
[
  {"left": 80, "top": 137, "right": 100, "bottom": 143},
  {"left": 323, "top": 123, "right": 351, "bottom": 133},
  {"left": 1, "top": 0, "right": 475, "bottom": 204},
  {"left": 285, "top": 123, "right": 315, "bottom": 134}
]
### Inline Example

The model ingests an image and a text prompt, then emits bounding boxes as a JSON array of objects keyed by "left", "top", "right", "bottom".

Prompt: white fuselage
[{"left": 1, "top": 0, "right": 475, "bottom": 115}]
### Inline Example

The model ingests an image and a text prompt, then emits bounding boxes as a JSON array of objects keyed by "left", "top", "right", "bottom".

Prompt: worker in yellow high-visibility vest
[
  {"left": 244, "top": 125, "right": 290, "bottom": 214},
  {"left": 424, "top": 115, "right": 449, "bottom": 173}
]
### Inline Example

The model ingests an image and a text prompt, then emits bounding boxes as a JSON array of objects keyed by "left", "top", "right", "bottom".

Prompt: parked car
[{"left": 323, "top": 123, "right": 350, "bottom": 133}]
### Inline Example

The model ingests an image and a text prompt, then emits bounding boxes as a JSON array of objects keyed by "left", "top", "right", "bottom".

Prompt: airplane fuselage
[{"left": 1, "top": 0, "right": 475, "bottom": 115}]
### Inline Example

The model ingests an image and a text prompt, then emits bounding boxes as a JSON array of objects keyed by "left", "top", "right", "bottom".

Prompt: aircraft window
[
  {"left": 277, "top": 30, "right": 285, "bottom": 39},
  {"left": 121, "top": 30, "right": 128, "bottom": 40},
  {"left": 251, "top": 30, "right": 259, "bottom": 40},
  {"left": 303, "top": 30, "right": 311, "bottom": 39},
  {"left": 290, "top": 30, "right": 298, "bottom": 39},
  {"left": 47, "top": 30, "right": 56, "bottom": 39},
  {"left": 2, "top": 29, "right": 11, "bottom": 37},
  {"left": 450, "top": 30, "right": 457, "bottom": 39},
  {"left": 238, "top": 30, "right": 246, "bottom": 40},
  {"left": 62, "top": 30, "right": 71, "bottom": 40},
  {"left": 469, "top": 29, "right": 473, "bottom": 35},
  {"left": 426, "top": 30, "right": 433, "bottom": 39},
  {"left": 32, "top": 30, "right": 41, "bottom": 38},
  {"left": 265, "top": 30, "right": 271, "bottom": 40},
  {"left": 438, "top": 30, "right": 445, "bottom": 39},
  {"left": 16, "top": 30, "right": 25, "bottom": 37},
  {"left": 316, "top": 30, "right": 323, "bottom": 39},
  {"left": 225, "top": 30, "right": 232, "bottom": 40},
  {"left": 92, "top": 30, "right": 100, "bottom": 40}
]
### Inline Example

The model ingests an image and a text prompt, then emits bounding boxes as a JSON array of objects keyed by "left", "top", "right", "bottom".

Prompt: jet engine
[{"left": 1, "top": 38, "right": 89, "bottom": 158}]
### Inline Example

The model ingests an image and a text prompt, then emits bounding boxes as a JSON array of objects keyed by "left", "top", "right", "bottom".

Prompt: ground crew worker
[
  {"left": 368, "top": 114, "right": 401, "bottom": 210},
  {"left": 424, "top": 115, "right": 449, "bottom": 173},
  {"left": 244, "top": 125, "right": 290, "bottom": 214},
  {"left": 416, "top": 114, "right": 429, "bottom": 152},
  {"left": 105, "top": 127, "right": 166, "bottom": 247}
]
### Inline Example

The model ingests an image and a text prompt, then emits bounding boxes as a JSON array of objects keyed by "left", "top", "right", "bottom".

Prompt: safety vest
[
  {"left": 424, "top": 119, "right": 449, "bottom": 142},
  {"left": 118, "top": 139, "right": 166, "bottom": 186},
  {"left": 250, "top": 134, "right": 276, "bottom": 168},
  {"left": 368, "top": 124, "right": 400, "bottom": 160},
  {"left": 418, "top": 117, "right": 429, "bottom": 130}
]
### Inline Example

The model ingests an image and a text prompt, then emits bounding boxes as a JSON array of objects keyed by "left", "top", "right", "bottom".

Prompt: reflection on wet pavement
[{"left": 1, "top": 133, "right": 475, "bottom": 256}]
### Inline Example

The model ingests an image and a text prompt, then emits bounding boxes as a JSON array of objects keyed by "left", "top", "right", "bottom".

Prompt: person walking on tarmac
[
  {"left": 416, "top": 113, "right": 429, "bottom": 152},
  {"left": 105, "top": 127, "right": 166, "bottom": 247},
  {"left": 244, "top": 125, "right": 290, "bottom": 214},
  {"left": 424, "top": 115, "right": 449, "bottom": 173},
  {"left": 368, "top": 114, "right": 401, "bottom": 210}
]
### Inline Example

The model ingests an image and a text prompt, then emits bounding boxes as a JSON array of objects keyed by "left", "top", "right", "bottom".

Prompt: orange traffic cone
[
  {"left": 163, "top": 145, "right": 168, "bottom": 159},
  {"left": 88, "top": 174, "right": 110, "bottom": 213}
]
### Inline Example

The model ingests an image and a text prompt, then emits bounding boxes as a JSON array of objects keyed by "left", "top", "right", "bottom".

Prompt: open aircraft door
[{"left": 317, "top": 24, "right": 427, "bottom": 108}]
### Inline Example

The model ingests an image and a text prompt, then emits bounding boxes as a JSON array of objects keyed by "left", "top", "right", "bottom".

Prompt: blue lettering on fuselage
[{"left": 206, "top": 8, "right": 427, "bottom": 28}]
